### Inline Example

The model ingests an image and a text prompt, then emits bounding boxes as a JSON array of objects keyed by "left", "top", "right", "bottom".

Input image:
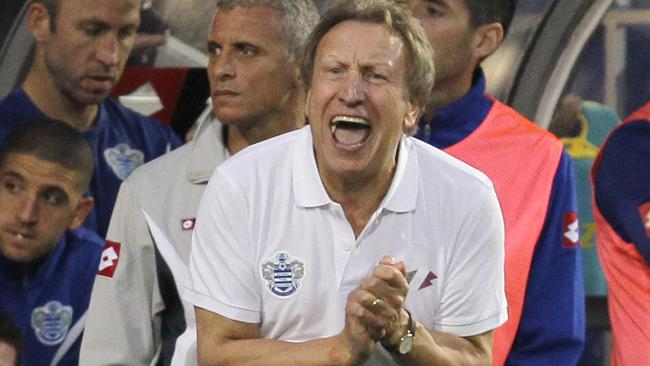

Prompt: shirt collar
[
  {"left": 293, "top": 127, "right": 418, "bottom": 213},
  {"left": 187, "top": 115, "right": 229, "bottom": 184},
  {"left": 0, "top": 233, "right": 68, "bottom": 284}
]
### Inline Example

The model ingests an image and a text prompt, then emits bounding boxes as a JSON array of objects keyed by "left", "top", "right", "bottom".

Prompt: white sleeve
[
  {"left": 434, "top": 184, "right": 508, "bottom": 337},
  {"left": 183, "top": 169, "right": 261, "bottom": 324}
]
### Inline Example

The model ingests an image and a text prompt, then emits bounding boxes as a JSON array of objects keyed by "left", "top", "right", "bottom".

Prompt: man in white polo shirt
[{"left": 184, "top": 0, "right": 507, "bottom": 365}]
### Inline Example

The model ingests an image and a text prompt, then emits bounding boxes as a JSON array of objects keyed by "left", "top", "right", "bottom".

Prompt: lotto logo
[
  {"left": 181, "top": 218, "right": 196, "bottom": 231},
  {"left": 98, "top": 241, "right": 121, "bottom": 278},
  {"left": 639, "top": 202, "right": 650, "bottom": 238},
  {"left": 563, "top": 212, "right": 579, "bottom": 247}
]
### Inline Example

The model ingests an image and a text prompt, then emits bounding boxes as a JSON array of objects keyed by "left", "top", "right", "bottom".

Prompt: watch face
[{"left": 398, "top": 334, "right": 415, "bottom": 354}]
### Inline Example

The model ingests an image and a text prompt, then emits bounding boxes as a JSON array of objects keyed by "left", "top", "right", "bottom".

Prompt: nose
[
  {"left": 210, "top": 52, "right": 235, "bottom": 82},
  {"left": 15, "top": 195, "right": 38, "bottom": 226},
  {"left": 338, "top": 72, "right": 365, "bottom": 107},
  {"left": 96, "top": 34, "right": 120, "bottom": 67}
]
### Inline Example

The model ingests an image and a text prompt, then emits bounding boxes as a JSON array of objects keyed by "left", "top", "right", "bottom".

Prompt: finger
[
  {"left": 372, "top": 264, "right": 409, "bottom": 290},
  {"left": 360, "top": 275, "right": 407, "bottom": 310},
  {"left": 379, "top": 255, "right": 407, "bottom": 276}
]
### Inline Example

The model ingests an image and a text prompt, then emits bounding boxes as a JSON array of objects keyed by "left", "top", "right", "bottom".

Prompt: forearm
[
  {"left": 197, "top": 335, "right": 357, "bottom": 366},
  {"left": 386, "top": 324, "right": 492, "bottom": 366}
]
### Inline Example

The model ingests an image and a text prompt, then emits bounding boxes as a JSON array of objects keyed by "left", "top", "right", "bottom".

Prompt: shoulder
[
  {"left": 597, "top": 120, "right": 650, "bottom": 171},
  {"left": 490, "top": 99, "right": 563, "bottom": 149},
  {"left": 219, "top": 128, "right": 303, "bottom": 175},
  {"left": 101, "top": 98, "right": 179, "bottom": 136},
  {"left": 62, "top": 229, "right": 104, "bottom": 270},
  {"left": 411, "top": 137, "right": 494, "bottom": 191},
  {"left": 127, "top": 142, "right": 191, "bottom": 185}
]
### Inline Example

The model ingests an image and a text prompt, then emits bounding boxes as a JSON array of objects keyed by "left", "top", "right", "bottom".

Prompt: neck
[
  {"left": 226, "top": 91, "right": 305, "bottom": 155},
  {"left": 427, "top": 68, "right": 476, "bottom": 116},
  {"left": 322, "top": 160, "right": 396, "bottom": 238},
  {"left": 22, "top": 60, "right": 98, "bottom": 131}
]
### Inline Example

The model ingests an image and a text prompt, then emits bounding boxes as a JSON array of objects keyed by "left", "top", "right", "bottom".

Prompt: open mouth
[{"left": 330, "top": 116, "right": 371, "bottom": 147}]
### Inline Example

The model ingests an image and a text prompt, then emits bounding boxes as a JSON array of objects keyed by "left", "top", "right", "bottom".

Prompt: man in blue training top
[
  {"left": 0, "top": 118, "right": 104, "bottom": 366},
  {"left": 403, "top": 0, "right": 585, "bottom": 364},
  {"left": 0, "top": 0, "right": 182, "bottom": 237}
]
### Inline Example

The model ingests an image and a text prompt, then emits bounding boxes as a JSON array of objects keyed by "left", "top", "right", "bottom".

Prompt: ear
[
  {"left": 403, "top": 99, "right": 421, "bottom": 132},
  {"left": 292, "top": 65, "right": 304, "bottom": 88},
  {"left": 27, "top": 3, "right": 53, "bottom": 42},
  {"left": 68, "top": 196, "right": 94, "bottom": 231},
  {"left": 304, "top": 88, "right": 312, "bottom": 118},
  {"left": 472, "top": 23, "right": 504, "bottom": 61}
]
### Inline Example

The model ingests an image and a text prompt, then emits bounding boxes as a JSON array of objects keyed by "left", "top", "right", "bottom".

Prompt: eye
[
  {"left": 81, "top": 23, "right": 106, "bottom": 37},
  {"left": 238, "top": 44, "right": 257, "bottom": 57},
  {"left": 207, "top": 43, "right": 221, "bottom": 56},
  {"left": 426, "top": 7, "right": 443, "bottom": 17},
  {"left": 1, "top": 178, "right": 20, "bottom": 194},
  {"left": 369, "top": 71, "right": 387, "bottom": 81},
  {"left": 41, "top": 189, "right": 67, "bottom": 207},
  {"left": 424, "top": 2, "right": 449, "bottom": 18},
  {"left": 328, "top": 66, "right": 343, "bottom": 74},
  {"left": 118, "top": 26, "right": 137, "bottom": 41}
]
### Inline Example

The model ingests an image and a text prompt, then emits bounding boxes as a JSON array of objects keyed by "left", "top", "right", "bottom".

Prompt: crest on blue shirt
[
  {"left": 31, "top": 301, "right": 73, "bottom": 346},
  {"left": 103, "top": 143, "right": 145, "bottom": 180},
  {"left": 261, "top": 252, "right": 304, "bottom": 297}
]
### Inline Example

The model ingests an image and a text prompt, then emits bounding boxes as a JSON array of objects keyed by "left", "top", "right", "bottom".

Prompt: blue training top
[
  {"left": 0, "top": 228, "right": 103, "bottom": 366},
  {"left": 0, "top": 89, "right": 183, "bottom": 237}
]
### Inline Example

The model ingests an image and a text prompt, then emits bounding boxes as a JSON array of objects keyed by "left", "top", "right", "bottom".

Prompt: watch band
[
  {"left": 383, "top": 308, "right": 416, "bottom": 355},
  {"left": 398, "top": 308, "right": 416, "bottom": 354}
]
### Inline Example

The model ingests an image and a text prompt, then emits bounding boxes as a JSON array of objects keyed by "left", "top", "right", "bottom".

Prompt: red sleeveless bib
[
  {"left": 446, "top": 100, "right": 564, "bottom": 365},
  {"left": 591, "top": 102, "right": 650, "bottom": 366}
]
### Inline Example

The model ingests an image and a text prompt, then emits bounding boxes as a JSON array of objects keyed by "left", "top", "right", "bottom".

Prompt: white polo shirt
[{"left": 184, "top": 126, "right": 507, "bottom": 343}]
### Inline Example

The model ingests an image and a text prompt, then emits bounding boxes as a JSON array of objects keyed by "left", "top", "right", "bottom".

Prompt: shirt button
[{"left": 342, "top": 242, "right": 354, "bottom": 251}]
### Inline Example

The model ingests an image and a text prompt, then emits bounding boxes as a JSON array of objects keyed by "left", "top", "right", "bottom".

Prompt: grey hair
[
  {"left": 301, "top": 0, "right": 435, "bottom": 109},
  {"left": 215, "top": 0, "right": 320, "bottom": 64}
]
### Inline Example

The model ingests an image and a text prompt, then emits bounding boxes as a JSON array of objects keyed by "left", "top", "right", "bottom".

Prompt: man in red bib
[
  {"left": 592, "top": 102, "right": 650, "bottom": 366},
  {"left": 403, "top": 1, "right": 585, "bottom": 364}
]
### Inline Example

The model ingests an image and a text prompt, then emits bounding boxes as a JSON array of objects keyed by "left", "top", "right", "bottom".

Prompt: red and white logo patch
[
  {"left": 563, "top": 212, "right": 579, "bottom": 247},
  {"left": 418, "top": 271, "right": 438, "bottom": 290},
  {"left": 181, "top": 218, "right": 196, "bottom": 231},
  {"left": 639, "top": 201, "right": 650, "bottom": 238},
  {"left": 98, "top": 241, "right": 121, "bottom": 278}
]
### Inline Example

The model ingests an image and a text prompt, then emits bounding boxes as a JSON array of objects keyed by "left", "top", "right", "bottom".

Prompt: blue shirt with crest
[
  {"left": 0, "top": 228, "right": 103, "bottom": 366},
  {"left": 0, "top": 89, "right": 183, "bottom": 237}
]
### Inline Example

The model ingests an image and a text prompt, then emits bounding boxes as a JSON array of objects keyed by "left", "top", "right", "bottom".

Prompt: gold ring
[{"left": 371, "top": 298, "right": 383, "bottom": 309}]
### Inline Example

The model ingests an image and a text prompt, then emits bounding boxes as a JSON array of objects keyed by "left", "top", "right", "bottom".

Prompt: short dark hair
[
  {"left": 465, "top": 0, "right": 516, "bottom": 36},
  {"left": 0, "top": 118, "right": 94, "bottom": 192},
  {"left": 0, "top": 311, "right": 23, "bottom": 366}
]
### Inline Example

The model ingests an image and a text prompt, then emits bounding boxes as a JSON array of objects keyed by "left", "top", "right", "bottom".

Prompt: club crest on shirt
[
  {"left": 31, "top": 301, "right": 73, "bottom": 346},
  {"left": 261, "top": 252, "right": 304, "bottom": 297},
  {"left": 103, "top": 143, "right": 145, "bottom": 180},
  {"left": 639, "top": 201, "right": 650, "bottom": 237}
]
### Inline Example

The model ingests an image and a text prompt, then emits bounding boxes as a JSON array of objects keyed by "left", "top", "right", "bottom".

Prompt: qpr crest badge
[
  {"left": 261, "top": 252, "right": 304, "bottom": 297},
  {"left": 104, "top": 143, "right": 145, "bottom": 180},
  {"left": 31, "top": 301, "right": 73, "bottom": 346}
]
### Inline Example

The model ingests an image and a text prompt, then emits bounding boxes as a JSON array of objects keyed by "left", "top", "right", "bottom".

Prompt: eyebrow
[
  {"left": 1, "top": 171, "right": 24, "bottom": 181},
  {"left": 423, "top": 0, "right": 447, "bottom": 5}
]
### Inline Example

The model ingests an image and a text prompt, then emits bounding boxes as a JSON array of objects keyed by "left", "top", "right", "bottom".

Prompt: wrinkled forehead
[{"left": 57, "top": 0, "right": 141, "bottom": 26}]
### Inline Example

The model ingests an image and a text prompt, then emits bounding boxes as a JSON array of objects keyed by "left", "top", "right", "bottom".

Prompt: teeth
[
  {"left": 16, "top": 233, "right": 24, "bottom": 240},
  {"left": 331, "top": 116, "right": 369, "bottom": 125}
]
